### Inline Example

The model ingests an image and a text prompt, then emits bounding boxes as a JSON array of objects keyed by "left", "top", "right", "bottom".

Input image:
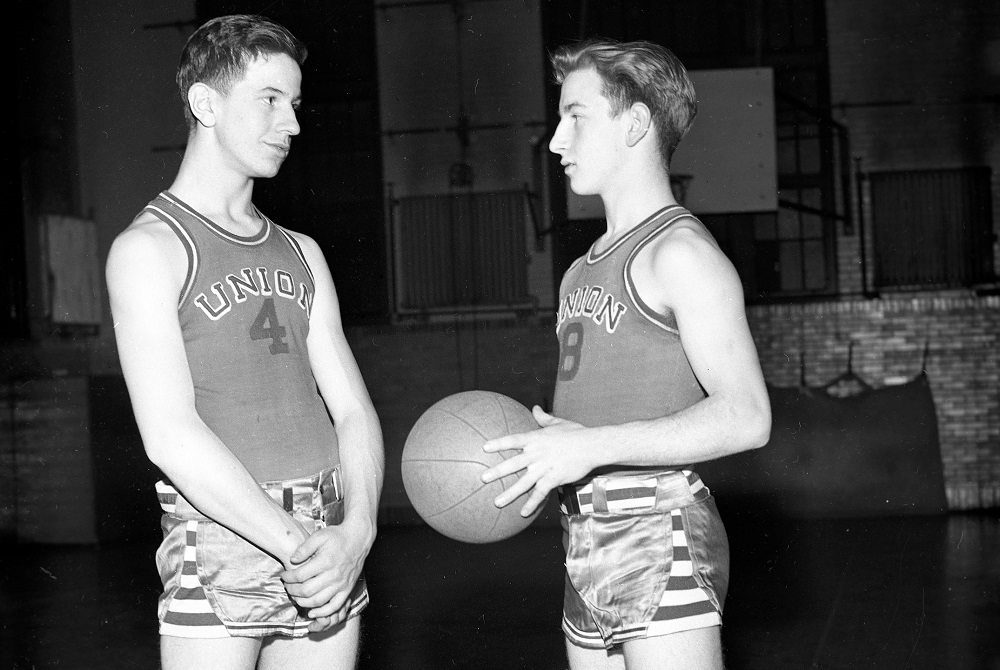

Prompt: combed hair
[
  {"left": 551, "top": 39, "right": 696, "bottom": 169},
  {"left": 176, "top": 14, "right": 307, "bottom": 128}
]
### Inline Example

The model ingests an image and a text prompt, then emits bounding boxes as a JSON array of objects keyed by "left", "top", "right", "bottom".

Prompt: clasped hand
[
  {"left": 280, "top": 519, "right": 368, "bottom": 633},
  {"left": 480, "top": 406, "right": 595, "bottom": 518}
]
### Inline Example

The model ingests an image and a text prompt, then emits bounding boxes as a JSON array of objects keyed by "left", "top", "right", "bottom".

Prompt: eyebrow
[{"left": 560, "top": 101, "right": 586, "bottom": 115}]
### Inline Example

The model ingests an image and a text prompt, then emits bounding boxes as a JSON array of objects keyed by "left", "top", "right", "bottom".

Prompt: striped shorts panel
[
  {"left": 154, "top": 468, "right": 369, "bottom": 639},
  {"left": 560, "top": 470, "right": 730, "bottom": 650},
  {"left": 158, "top": 520, "right": 229, "bottom": 638}
]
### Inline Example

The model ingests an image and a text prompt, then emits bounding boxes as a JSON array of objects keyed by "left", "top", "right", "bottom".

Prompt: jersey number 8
[{"left": 558, "top": 322, "right": 584, "bottom": 382}]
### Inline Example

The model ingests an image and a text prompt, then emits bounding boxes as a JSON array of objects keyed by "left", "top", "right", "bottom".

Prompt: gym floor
[{"left": 2, "top": 507, "right": 998, "bottom": 669}]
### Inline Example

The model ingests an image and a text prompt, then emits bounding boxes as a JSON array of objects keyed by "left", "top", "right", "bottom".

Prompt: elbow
[
  {"left": 137, "top": 423, "right": 186, "bottom": 472},
  {"left": 142, "top": 436, "right": 172, "bottom": 471},
  {"left": 748, "top": 421, "right": 771, "bottom": 450},
  {"left": 744, "top": 399, "right": 772, "bottom": 450},
  {"left": 728, "top": 390, "right": 770, "bottom": 451}
]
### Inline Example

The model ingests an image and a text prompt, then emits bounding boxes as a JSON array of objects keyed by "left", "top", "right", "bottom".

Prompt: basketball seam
[
  {"left": 495, "top": 395, "right": 512, "bottom": 446},
  {"left": 400, "top": 457, "right": 491, "bottom": 466},
  {"left": 400, "top": 458, "right": 506, "bottom": 521},
  {"left": 486, "top": 511, "right": 502, "bottom": 537},
  {"left": 432, "top": 406, "right": 494, "bottom": 443},
  {"left": 406, "top": 401, "right": 511, "bottom": 475},
  {"left": 421, "top": 481, "right": 494, "bottom": 520}
]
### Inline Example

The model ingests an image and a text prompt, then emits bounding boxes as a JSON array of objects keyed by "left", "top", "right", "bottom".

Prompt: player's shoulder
[
  {"left": 107, "top": 209, "right": 187, "bottom": 280},
  {"left": 114, "top": 208, "right": 175, "bottom": 243},
  {"left": 645, "top": 214, "right": 723, "bottom": 267},
  {"left": 635, "top": 212, "right": 742, "bottom": 305},
  {"left": 275, "top": 224, "right": 319, "bottom": 251},
  {"left": 272, "top": 225, "right": 337, "bottom": 287},
  {"left": 275, "top": 225, "right": 326, "bottom": 267}
]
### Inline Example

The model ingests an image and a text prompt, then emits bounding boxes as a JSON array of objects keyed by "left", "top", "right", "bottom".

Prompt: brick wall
[
  {"left": 0, "top": 377, "right": 98, "bottom": 543},
  {"left": 747, "top": 294, "right": 1000, "bottom": 510}
]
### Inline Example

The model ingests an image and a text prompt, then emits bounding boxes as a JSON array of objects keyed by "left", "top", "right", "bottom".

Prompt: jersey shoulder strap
[{"left": 141, "top": 192, "right": 198, "bottom": 308}]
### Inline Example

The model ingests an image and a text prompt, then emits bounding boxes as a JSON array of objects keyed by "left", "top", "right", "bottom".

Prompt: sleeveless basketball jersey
[
  {"left": 144, "top": 191, "right": 338, "bottom": 483},
  {"left": 553, "top": 205, "right": 707, "bottom": 452}
]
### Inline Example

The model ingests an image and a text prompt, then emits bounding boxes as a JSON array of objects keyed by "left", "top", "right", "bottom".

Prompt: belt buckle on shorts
[{"left": 318, "top": 468, "right": 344, "bottom": 527}]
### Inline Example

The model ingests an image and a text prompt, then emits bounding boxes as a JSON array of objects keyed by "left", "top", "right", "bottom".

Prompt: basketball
[{"left": 401, "top": 390, "right": 546, "bottom": 543}]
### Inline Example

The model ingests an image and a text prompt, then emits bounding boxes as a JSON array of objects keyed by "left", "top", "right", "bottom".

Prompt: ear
[
  {"left": 187, "top": 82, "right": 217, "bottom": 128},
  {"left": 625, "top": 103, "right": 652, "bottom": 148}
]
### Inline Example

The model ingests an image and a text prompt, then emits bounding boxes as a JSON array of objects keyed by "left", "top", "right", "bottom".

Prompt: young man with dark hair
[
  {"left": 483, "top": 39, "right": 771, "bottom": 670},
  {"left": 106, "top": 14, "right": 383, "bottom": 669}
]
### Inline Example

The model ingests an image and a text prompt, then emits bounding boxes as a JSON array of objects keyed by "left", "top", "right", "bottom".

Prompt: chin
[
  {"left": 566, "top": 173, "right": 599, "bottom": 196},
  {"left": 255, "top": 164, "right": 284, "bottom": 180},
  {"left": 568, "top": 183, "right": 599, "bottom": 197}
]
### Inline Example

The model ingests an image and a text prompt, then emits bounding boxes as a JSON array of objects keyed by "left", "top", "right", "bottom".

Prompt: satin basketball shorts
[
  {"left": 154, "top": 467, "right": 369, "bottom": 639},
  {"left": 558, "top": 469, "right": 729, "bottom": 649}
]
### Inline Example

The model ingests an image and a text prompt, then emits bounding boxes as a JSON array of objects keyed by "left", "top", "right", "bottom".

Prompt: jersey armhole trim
[
  {"left": 144, "top": 204, "right": 198, "bottom": 309},
  {"left": 623, "top": 213, "right": 698, "bottom": 336},
  {"left": 273, "top": 224, "right": 316, "bottom": 285}
]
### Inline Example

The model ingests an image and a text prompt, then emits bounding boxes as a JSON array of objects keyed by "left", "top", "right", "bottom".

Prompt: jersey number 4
[
  {"left": 558, "top": 322, "right": 584, "bottom": 381},
  {"left": 250, "top": 298, "right": 290, "bottom": 354}
]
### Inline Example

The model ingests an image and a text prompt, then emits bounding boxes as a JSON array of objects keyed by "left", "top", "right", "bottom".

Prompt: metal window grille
[
  {"left": 392, "top": 191, "right": 532, "bottom": 314},
  {"left": 870, "top": 168, "right": 995, "bottom": 289}
]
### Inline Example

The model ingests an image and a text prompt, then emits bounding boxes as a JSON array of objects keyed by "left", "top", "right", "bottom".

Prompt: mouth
[{"left": 267, "top": 143, "right": 290, "bottom": 157}]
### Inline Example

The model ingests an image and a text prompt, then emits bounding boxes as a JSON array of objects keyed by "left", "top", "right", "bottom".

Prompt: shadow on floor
[{"left": 2, "top": 509, "right": 998, "bottom": 669}]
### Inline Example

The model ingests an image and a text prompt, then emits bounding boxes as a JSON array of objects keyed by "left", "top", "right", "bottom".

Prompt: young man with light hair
[{"left": 483, "top": 39, "right": 771, "bottom": 670}]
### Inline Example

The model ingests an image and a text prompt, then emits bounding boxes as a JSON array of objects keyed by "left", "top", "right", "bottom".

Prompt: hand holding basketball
[
  {"left": 401, "top": 391, "right": 549, "bottom": 544},
  {"left": 481, "top": 406, "right": 595, "bottom": 517}
]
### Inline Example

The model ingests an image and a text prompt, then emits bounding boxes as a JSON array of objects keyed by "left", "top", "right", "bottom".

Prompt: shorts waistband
[
  {"left": 155, "top": 466, "right": 343, "bottom": 517},
  {"left": 558, "top": 470, "right": 708, "bottom": 515}
]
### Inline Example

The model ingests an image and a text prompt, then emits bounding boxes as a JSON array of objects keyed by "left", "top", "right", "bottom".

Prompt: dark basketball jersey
[
  {"left": 144, "top": 191, "right": 338, "bottom": 482},
  {"left": 553, "top": 206, "right": 707, "bottom": 466}
]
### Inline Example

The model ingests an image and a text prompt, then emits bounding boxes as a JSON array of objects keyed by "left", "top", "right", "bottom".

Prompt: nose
[
  {"left": 549, "top": 118, "right": 568, "bottom": 155},
  {"left": 281, "top": 107, "right": 301, "bottom": 137}
]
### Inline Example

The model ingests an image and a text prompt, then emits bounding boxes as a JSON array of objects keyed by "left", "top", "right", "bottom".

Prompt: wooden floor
[{"left": 2, "top": 508, "right": 998, "bottom": 669}]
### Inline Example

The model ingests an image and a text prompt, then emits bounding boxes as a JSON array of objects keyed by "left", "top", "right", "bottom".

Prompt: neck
[
  {"left": 167, "top": 134, "right": 258, "bottom": 233},
  {"left": 599, "top": 163, "right": 677, "bottom": 243}
]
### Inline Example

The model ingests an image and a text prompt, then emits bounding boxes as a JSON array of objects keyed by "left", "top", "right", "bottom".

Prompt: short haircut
[
  {"left": 176, "top": 14, "right": 307, "bottom": 128},
  {"left": 551, "top": 39, "right": 696, "bottom": 169}
]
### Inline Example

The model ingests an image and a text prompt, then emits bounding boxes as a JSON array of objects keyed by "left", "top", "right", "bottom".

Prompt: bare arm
[
  {"left": 106, "top": 221, "right": 309, "bottom": 565},
  {"left": 482, "top": 226, "right": 771, "bottom": 515},
  {"left": 298, "top": 232, "right": 384, "bottom": 546},
  {"left": 594, "top": 226, "right": 771, "bottom": 463},
  {"left": 279, "top": 233, "right": 384, "bottom": 628}
]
